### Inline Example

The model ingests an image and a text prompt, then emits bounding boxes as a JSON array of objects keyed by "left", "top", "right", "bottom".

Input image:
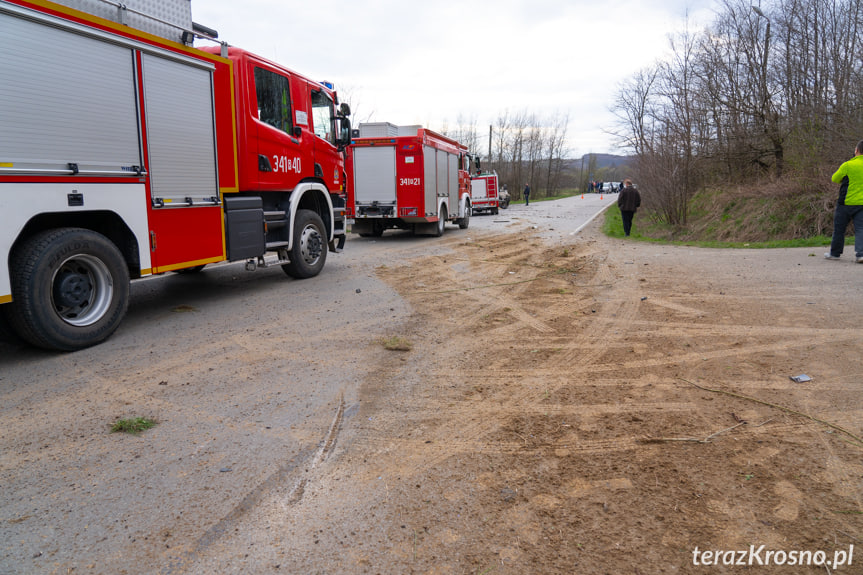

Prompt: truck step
[
  {"left": 266, "top": 241, "right": 289, "bottom": 250},
  {"left": 264, "top": 210, "right": 288, "bottom": 233}
]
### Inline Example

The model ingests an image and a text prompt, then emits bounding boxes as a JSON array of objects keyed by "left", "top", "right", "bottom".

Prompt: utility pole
[{"left": 488, "top": 125, "right": 492, "bottom": 169}]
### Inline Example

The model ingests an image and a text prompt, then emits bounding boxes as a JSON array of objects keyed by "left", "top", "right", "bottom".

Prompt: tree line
[
  {"left": 611, "top": 0, "right": 863, "bottom": 227},
  {"left": 439, "top": 110, "right": 571, "bottom": 201}
]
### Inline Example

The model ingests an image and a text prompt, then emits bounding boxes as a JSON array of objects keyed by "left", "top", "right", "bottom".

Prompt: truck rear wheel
[
  {"left": 358, "top": 221, "right": 385, "bottom": 237},
  {"left": 8, "top": 228, "right": 130, "bottom": 351},
  {"left": 433, "top": 206, "right": 447, "bottom": 237},
  {"left": 282, "top": 209, "right": 327, "bottom": 279}
]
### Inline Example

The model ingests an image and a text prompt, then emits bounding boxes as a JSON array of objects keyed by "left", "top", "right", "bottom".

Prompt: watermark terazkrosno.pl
[{"left": 692, "top": 545, "right": 854, "bottom": 568}]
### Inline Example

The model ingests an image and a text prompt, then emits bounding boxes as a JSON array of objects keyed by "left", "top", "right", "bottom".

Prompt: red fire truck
[
  {"left": 346, "top": 123, "right": 471, "bottom": 237},
  {"left": 0, "top": 0, "right": 351, "bottom": 350},
  {"left": 470, "top": 170, "right": 502, "bottom": 214}
]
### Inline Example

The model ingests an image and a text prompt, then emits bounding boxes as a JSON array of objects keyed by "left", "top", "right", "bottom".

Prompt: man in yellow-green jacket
[{"left": 826, "top": 140, "right": 863, "bottom": 262}]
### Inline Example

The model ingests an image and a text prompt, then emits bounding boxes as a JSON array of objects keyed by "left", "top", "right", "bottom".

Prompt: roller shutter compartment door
[
  {"left": 436, "top": 150, "right": 448, "bottom": 198},
  {"left": 353, "top": 146, "right": 396, "bottom": 205},
  {"left": 141, "top": 53, "right": 218, "bottom": 202},
  {"left": 447, "top": 152, "right": 458, "bottom": 208},
  {"left": 142, "top": 53, "right": 223, "bottom": 270},
  {"left": 0, "top": 10, "right": 140, "bottom": 174},
  {"left": 423, "top": 146, "right": 436, "bottom": 215}
]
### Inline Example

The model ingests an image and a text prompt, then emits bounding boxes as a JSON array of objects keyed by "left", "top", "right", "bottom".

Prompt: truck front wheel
[
  {"left": 8, "top": 228, "right": 130, "bottom": 351},
  {"left": 282, "top": 209, "right": 327, "bottom": 279},
  {"left": 458, "top": 204, "right": 471, "bottom": 229}
]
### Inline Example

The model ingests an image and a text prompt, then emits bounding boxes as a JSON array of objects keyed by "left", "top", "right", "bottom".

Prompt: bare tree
[
  {"left": 613, "top": 0, "right": 863, "bottom": 227},
  {"left": 454, "top": 113, "right": 480, "bottom": 158},
  {"left": 493, "top": 110, "right": 510, "bottom": 174},
  {"left": 470, "top": 109, "right": 575, "bottom": 199},
  {"left": 613, "top": 23, "right": 705, "bottom": 225},
  {"left": 611, "top": 66, "right": 659, "bottom": 156},
  {"left": 335, "top": 84, "right": 375, "bottom": 126},
  {"left": 544, "top": 112, "right": 570, "bottom": 196}
]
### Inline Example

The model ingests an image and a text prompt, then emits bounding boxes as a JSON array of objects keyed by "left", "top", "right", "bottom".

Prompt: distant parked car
[
  {"left": 499, "top": 184, "right": 510, "bottom": 209},
  {"left": 602, "top": 182, "right": 620, "bottom": 193}
]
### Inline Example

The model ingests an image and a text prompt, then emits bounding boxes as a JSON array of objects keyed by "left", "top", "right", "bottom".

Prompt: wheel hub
[
  {"left": 53, "top": 268, "right": 92, "bottom": 309},
  {"left": 300, "top": 225, "right": 323, "bottom": 264},
  {"left": 50, "top": 255, "right": 113, "bottom": 326}
]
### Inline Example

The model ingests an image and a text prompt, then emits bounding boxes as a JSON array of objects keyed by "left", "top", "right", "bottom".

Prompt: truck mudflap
[
  {"left": 329, "top": 233, "right": 346, "bottom": 253},
  {"left": 330, "top": 205, "right": 347, "bottom": 253}
]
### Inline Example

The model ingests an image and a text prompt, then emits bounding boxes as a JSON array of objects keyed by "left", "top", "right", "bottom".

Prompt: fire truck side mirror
[
  {"left": 339, "top": 103, "right": 351, "bottom": 117},
  {"left": 336, "top": 116, "right": 352, "bottom": 151},
  {"left": 293, "top": 126, "right": 302, "bottom": 138}
]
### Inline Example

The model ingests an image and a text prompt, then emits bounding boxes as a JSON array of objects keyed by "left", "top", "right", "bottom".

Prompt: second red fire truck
[
  {"left": 469, "top": 170, "right": 502, "bottom": 214},
  {"left": 346, "top": 123, "right": 472, "bottom": 237}
]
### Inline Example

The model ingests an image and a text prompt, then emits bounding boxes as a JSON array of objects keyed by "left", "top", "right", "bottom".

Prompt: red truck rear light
[{"left": 400, "top": 207, "right": 418, "bottom": 217}]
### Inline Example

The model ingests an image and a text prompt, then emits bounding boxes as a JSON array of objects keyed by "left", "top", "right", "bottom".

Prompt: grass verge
[{"left": 602, "top": 208, "right": 837, "bottom": 249}]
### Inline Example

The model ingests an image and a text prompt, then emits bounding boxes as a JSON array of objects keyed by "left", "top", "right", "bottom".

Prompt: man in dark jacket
[
  {"left": 523, "top": 183, "right": 531, "bottom": 206},
  {"left": 617, "top": 179, "right": 641, "bottom": 237}
]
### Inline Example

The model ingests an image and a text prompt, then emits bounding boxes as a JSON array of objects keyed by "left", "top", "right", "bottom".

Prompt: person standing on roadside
[
  {"left": 617, "top": 178, "right": 641, "bottom": 237},
  {"left": 523, "top": 183, "right": 531, "bottom": 206},
  {"left": 825, "top": 140, "right": 863, "bottom": 262}
]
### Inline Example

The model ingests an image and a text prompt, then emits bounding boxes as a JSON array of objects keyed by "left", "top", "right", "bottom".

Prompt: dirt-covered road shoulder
[{"left": 194, "top": 220, "right": 863, "bottom": 573}]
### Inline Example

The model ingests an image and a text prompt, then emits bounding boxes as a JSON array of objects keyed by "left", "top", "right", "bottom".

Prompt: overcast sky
[{"left": 192, "top": 1, "right": 718, "bottom": 158}]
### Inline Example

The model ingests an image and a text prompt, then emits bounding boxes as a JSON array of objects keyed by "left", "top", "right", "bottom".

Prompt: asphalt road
[
  {"left": 0, "top": 194, "right": 616, "bottom": 574},
  {"left": 471, "top": 192, "right": 618, "bottom": 242}
]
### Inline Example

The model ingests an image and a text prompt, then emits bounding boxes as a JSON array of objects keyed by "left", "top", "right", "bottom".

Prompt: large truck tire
[
  {"left": 458, "top": 204, "right": 471, "bottom": 229},
  {"left": 282, "top": 209, "right": 327, "bottom": 279},
  {"left": 8, "top": 228, "right": 130, "bottom": 351},
  {"left": 433, "top": 206, "right": 447, "bottom": 237}
]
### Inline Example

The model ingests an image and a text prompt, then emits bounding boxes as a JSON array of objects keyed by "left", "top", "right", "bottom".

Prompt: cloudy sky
[{"left": 191, "top": 0, "right": 718, "bottom": 157}]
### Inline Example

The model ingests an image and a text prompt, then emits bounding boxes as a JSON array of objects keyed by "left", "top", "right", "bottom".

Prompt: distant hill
[{"left": 568, "top": 154, "right": 633, "bottom": 170}]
